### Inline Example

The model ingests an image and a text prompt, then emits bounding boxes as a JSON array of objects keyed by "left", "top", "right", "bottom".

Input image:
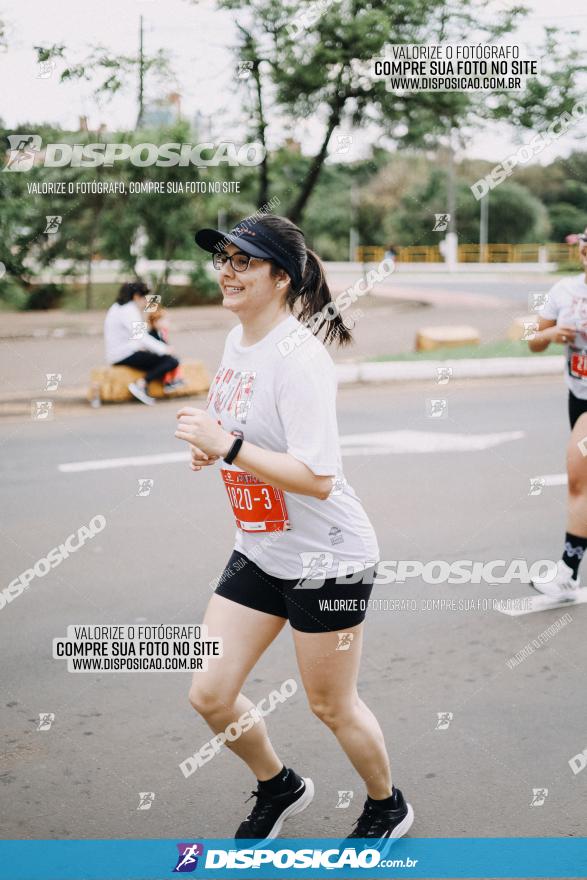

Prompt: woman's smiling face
[{"left": 217, "top": 243, "right": 287, "bottom": 315}]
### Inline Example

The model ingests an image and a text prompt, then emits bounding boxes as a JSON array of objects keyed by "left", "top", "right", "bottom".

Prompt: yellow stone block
[
  {"left": 88, "top": 361, "right": 210, "bottom": 403},
  {"left": 415, "top": 325, "right": 480, "bottom": 352},
  {"left": 507, "top": 315, "right": 539, "bottom": 342}
]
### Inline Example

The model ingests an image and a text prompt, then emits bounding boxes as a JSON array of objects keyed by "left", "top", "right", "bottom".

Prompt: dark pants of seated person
[{"left": 114, "top": 352, "right": 180, "bottom": 385}]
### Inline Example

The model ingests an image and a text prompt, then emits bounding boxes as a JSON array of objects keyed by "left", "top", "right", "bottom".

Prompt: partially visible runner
[
  {"left": 528, "top": 228, "right": 587, "bottom": 597},
  {"left": 174, "top": 215, "right": 414, "bottom": 845},
  {"left": 104, "top": 281, "right": 180, "bottom": 405}
]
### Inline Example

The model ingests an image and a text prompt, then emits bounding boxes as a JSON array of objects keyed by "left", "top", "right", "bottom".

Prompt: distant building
[
  {"left": 283, "top": 137, "right": 301, "bottom": 154},
  {"left": 77, "top": 117, "right": 107, "bottom": 135},
  {"left": 141, "top": 92, "right": 182, "bottom": 128}
]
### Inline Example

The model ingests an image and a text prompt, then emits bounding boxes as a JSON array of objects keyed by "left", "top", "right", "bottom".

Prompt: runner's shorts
[
  {"left": 569, "top": 390, "right": 587, "bottom": 429},
  {"left": 214, "top": 550, "right": 377, "bottom": 633}
]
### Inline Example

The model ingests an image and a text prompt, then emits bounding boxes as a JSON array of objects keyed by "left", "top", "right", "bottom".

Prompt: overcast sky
[{"left": 1, "top": 0, "right": 586, "bottom": 164}]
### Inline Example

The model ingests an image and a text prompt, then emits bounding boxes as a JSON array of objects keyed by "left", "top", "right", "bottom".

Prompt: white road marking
[
  {"left": 495, "top": 589, "right": 587, "bottom": 616},
  {"left": 58, "top": 430, "right": 526, "bottom": 473},
  {"left": 340, "top": 429, "right": 525, "bottom": 456},
  {"left": 534, "top": 473, "right": 567, "bottom": 487},
  {"left": 59, "top": 452, "right": 190, "bottom": 473}
]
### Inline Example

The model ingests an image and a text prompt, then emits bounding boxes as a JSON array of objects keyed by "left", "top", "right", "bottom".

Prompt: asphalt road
[
  {"left": 1, "top": 376, "right": 586, "bottom": 843},
  {"left": 388, "top": 271, "right": 556, "bottom": 304}
]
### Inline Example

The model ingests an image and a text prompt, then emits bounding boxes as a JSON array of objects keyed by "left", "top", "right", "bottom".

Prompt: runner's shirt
[
  {"left": 541, "top": 274, "right": 587, "bottom": 399},
  {"left": 206, "top": 312, "right": 380, "bottom": 579}
]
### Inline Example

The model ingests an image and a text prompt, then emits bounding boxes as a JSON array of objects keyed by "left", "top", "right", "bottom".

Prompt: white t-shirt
[
  {"left": 104, "top": 301, "right": 169, "bottom": 364},
  {"left": 206, "top": 313, "right": 380, "bottom": 579},
  {"left": 541, "top": 274, "right": 587, "bottom": 399}
]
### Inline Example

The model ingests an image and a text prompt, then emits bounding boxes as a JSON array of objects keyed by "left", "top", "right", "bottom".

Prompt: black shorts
[
  {"left": 569, "top": 391, "right": 587, "bottom": 429},
  {"left": 214, "top": 551, "right": 376, "bottom": 633}
]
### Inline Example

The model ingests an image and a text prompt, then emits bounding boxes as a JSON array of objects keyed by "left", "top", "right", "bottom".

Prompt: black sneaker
[
  {"left": 235, "top": 770, "right": 314, "bottom": 840},
  {"left": 346, "top": 788, "right": 414, "bottom": 845}
]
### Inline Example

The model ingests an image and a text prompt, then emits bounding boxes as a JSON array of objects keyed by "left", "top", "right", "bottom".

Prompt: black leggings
[
  {"left": 568, "top": 391, "right": 587, "bottom": 430},
  {"left": 114, "top": 351, "right": 179, "bottom": 384}
]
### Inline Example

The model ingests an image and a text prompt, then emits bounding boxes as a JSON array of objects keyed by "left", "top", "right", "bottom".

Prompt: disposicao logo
[
  {"left": 173, "top": 843, "right": 204, "bottom": 872},
  {"left": 3, "top": 134, "right": 265, "bottom": 170}
]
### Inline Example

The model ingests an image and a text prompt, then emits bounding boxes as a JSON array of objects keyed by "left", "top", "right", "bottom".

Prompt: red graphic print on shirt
[{"left": 207, "top": 367, "right": 257, "bottom": 424}]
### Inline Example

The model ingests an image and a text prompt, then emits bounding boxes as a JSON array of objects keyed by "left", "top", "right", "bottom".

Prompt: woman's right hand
[
  {"left": 190, "top": 445, "right": 220, "bottom": 472},
  {"left": 541, "top": 324, "right": 576, "bottom": 344}
]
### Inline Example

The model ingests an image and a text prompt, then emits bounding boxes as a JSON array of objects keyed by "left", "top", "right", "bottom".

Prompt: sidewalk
[{"left": 0, "top": 274, "right": 556, "bottom": 417}]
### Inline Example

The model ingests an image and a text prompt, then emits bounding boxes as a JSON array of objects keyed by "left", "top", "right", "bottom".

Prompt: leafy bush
[
  {"left": 24, "top": 284, "right": 65, "bottom": 310},
  {"left": 187, "top": 260, "right": 222, "bottom": 302},
  {"left": 0, "top": 276, "right": 29, "bottom": 311}
]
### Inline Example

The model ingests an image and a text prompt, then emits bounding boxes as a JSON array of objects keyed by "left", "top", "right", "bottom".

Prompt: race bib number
[
  {"left": 569, "top": 352, "right": 587, "bottom": 379},
  {"left": 220, "top": 469, "right": 291, "bottom": 532}
]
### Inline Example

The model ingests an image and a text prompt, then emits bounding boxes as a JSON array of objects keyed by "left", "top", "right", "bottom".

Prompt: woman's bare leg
[
  {"left": 292, "top": 623, "right": 392, "bottom": 799},
  {"left": 189, "top": 594, "right": 286, "bottom": 780}
]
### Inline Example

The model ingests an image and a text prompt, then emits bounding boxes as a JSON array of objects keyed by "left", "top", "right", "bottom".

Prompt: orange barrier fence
[{"left": 356, "top": 243, "right": 579, "bottom": 264}]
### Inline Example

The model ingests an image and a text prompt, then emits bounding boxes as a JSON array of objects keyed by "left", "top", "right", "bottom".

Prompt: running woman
[
  {"left": 528, "top": 229, "right": 587, "bottom": 597},
  {"left": 174, "top": 215, "right": 414, "bottom": 843}
]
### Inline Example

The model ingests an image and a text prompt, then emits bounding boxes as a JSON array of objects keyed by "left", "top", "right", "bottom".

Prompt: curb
[
  {"left": 0, "top": 355, "right": 565, "bottom": 406},
  {"left": 0, "top": 357, "right": 565, "bottom": 410},
  {"left": 335, "top": 356, "right": 565, "bottom": 385},
  {"left": 0, "top": 387, "right": 209, "bottom": 415},
  {"left": 0, "top": 327, "right": 104, "bottom": 341}
]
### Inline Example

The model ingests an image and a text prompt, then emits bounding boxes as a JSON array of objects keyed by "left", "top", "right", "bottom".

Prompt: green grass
[
  {"left": 61, "top": 284, "right": 119, "bottom": 311},
  {"left": 0, "top": 283, "right": 123, "bottom": 313},
  {"left": 369, "top": 340, "right": 557, "bottom": 362},
  {"left": 553, "top": 262, "right": 582, "bottom": 275},
  {"left": 0, "top": 282, "right": 221, "bottom": 312}
]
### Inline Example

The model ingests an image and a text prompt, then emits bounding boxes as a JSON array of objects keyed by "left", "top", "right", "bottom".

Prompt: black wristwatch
[{"left": 223, "top": 436, "right": 243, "bottom": 465}]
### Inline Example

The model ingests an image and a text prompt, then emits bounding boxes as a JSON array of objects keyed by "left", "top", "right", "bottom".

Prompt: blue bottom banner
[{"left": 1, "top": 837, "right": 587, "bottom": 879}]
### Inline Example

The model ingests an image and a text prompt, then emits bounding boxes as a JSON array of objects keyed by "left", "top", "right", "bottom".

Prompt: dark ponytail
[
  {"left": 293, "top": 248, "right": 352, "bottom": 347},
  {"left": 257, "top": 215, "right": 353, "bottom": 347}
]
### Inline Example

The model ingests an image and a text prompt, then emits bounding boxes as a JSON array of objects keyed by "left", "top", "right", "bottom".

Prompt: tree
[
  {"left": 234, "top": 26, "right": 271, "bottom": 207},
  {"left": 359, "top": 152, "right": 434, "bottom": 247},
  {"left": 0, "top": 14, "right": 10, "bottom": 52},
  {"left": 392, "top": 171, "right": 550, "bottom": 245},
  {"left": 516, "top": 152, "right": 587, "bottom": 240},
  {"left": 545, "top": 203, "right": 587, "bottom": 242},
  {"left": 34, "top": 40, "right": 174, "bottom": 131},
  {"left": 0, "top": 124, "right": 67, "bottom": 303},
  {"left": 211, "top": 0, "right": 586, "bottom": 223}
]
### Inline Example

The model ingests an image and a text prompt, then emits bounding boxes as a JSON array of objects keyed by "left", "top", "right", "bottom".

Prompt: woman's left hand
[{"left": 175, "top": 407, "right": 232, "bottom": 458}]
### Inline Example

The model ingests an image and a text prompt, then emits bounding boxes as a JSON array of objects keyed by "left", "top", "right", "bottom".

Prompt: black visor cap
[{"left": 194, "top": 217, "right": 304, "bottom": 289}]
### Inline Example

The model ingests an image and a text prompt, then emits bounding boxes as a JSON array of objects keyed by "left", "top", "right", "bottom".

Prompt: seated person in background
[
  {"left": 104, "top": 281, "right": 180, "bottom": 406},
  {"left": 147, "top": 305, "right": 186, "bottom": 393}
]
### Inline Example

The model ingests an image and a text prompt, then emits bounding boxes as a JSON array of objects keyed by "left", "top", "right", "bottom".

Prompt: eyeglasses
[{"left": 212, "top": 251, "right": 266, "bottom": 272}]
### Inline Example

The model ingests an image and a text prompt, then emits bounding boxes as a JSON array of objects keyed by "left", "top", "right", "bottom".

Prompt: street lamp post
[
  {"left": 479, "top": 194, "right": 489, "bottom": 263},
  {"left": 349, "top": 182, "right": 359, "bottom": 262},
  {"left": 444, "top": 133, "right": 458, "bottom": 272}
]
